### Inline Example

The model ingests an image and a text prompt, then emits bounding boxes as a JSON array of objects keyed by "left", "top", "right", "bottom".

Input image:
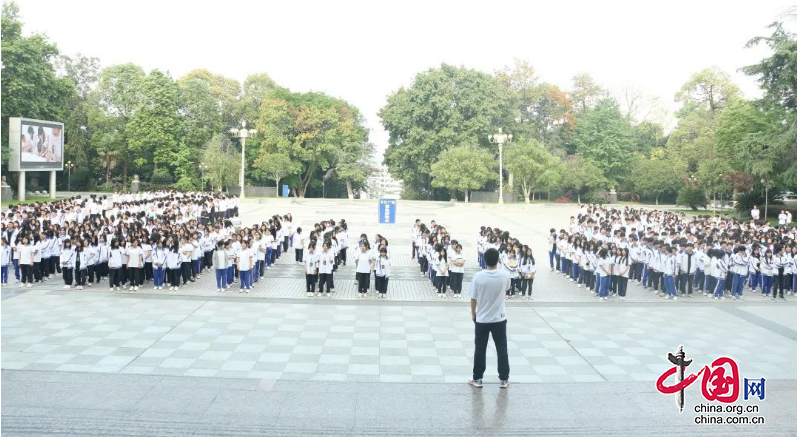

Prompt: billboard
[{"left": 7, "top": 117, "right": 65, "bottom": 171}]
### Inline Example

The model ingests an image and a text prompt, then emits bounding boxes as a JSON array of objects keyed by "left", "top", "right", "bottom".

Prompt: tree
[
  {"left": 178, "top": 69, "right": 241, "bottom": 129},
  {"left": 505, "top": 138, "right": 561, "bottom": 203},
  {"left": 255, "top": 152, "right": 299, "bottom": 194},
  {"left": 741, "top": 22, "right": 797, "bottom": 185},
  {"left": 572, "top": 98, "right": 635, "bottom": 182},
  {"left": 200, "top": 134, "right": 239, "bottom": 191},
  {"left": 335, "top": 141, "right": 376, "bottom": 199},
  {"left": 241, "top": 73, "right": 277, "bottom": 120},
  {"left": 127, "top": 70, "right": 184, "bottom": 175},
  {"left": 715, "top": 99, "right": 774, "bottom": 171},
  {"left": 430, "top": 146, "right": 495, "bottom": 202},
  {"left": 380, "top": 64, "right": 515, "bottom": 198},
  {"left": 675, "top": 67, "right": 740, "bottom": 116},
  {"left": 178, "top": 78, "right": 222, "bottom": 153},
  {"left": 632, "top": 120, "right": 667, "bottom": 157},
  {"left": 1, "top": 2, "right": 74, "bottom": 168},
  {"left": 57, "top": 53, "right": 100, "bottom": 175},
  {"left": 256, "top": 90, "right": 368, "bottom": 198},
  {"left": 88, "top": 63, "right": 146, "bottom": 186},
  {"left": 666, "top": 109, "right": 716, "bottom": 172},
  {"left": 630, "top": 157, "right": 684, "bottom": 204},
  {"left": 560, "top": 155, "right": 609, "bottom": 203},
  {"left": 569, "top": 73, "right": 604, "bottom": 113}
]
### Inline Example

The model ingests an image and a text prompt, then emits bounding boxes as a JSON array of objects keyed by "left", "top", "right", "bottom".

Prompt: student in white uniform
[
  {"left": 293, "top": 227, "right": 305, "bottom": 264},
  {"left": 374, "top": 246, "right": 390, "bottom": 298},
  {"left": 449, "top": 244, "right": 466, "bottom": 297},
  {"left": 59, "top": 239, "right": 76, "bottom": 288},
  {"left": 152, "top": 239, "right": 167, "bottom": 290},
  {"left": 212, "top": 241, "right": 228, "bottom": 292},
  {"left": 236, "top": 240, "right": 253, "bottom": 293},
  {"left": 317, "top": 241, "right": 335, "bottom": 296},
  {"left": 304, "top": 243, "right": 319, "bottom": 296},
  {"left": 354, "top": 242, "right": 375, "bottom": 297},
  {"left": 519, "top": 246, "right": 536, "bottom": 299}
]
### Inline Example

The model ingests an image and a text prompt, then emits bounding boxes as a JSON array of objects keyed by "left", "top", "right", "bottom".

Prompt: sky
[{"left": 12, "top": 0, "right": 795, "bottom": 157}]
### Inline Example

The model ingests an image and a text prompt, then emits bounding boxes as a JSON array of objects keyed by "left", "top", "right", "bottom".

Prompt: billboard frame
[{"left": 8, "top": 117, "right": 65, "bottom": 172}]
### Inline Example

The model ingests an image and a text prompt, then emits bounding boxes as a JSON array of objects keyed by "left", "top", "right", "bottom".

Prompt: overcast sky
[{"left": 13, "top": 0, "right": 794, "bottom": 155}]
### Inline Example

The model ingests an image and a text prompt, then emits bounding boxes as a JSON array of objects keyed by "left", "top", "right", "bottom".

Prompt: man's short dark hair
[{"left": 484, "top": 248, "right": 499, "bottom": 267}]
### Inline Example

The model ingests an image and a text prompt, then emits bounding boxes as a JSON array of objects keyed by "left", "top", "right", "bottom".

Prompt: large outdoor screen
[{"left": 7, "top": 117, "right": 65, "bottom": 171}]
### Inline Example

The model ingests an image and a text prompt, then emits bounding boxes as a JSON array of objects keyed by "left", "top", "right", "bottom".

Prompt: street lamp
[
  {"left": 229, "top": 121, "right": 257, "bottom": 200},
  {"left": 488, "top": 128, "right": 513, "bottom": 204},
  {"left": 761, "top": 178, "right": 773, "bottom": 221},
  {"left": 66, "top": 161, "right": 75, "bottom": 191},
  {"left": 199, "top": 163, "right": 208, "bottom": 192}
]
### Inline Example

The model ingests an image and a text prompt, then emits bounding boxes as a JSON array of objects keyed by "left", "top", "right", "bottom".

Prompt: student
[
  {"left": 166, "top": 242, "right": 182, "bottom": 291},
  {"left": 0, "top": 238, "right": 10, "bottom": 285},
  {"left": 126, "top": 239, "right": 144, "bottom": 291},
  {"left": 354, "top": 242, "right": 374, "bottom": 297},
  {"left": 503, "top": 249, "right": 519, "bottom": 298},
  {"left": 85, "top": 239, "right": 98, "bottom": 287},
  {"left": 141, "top": 236, "right": 153, "bottom": 284},
  {"left": 293, "top": 227, "right": 305, "bottom": 264},
  {"left": 304, "top": 243, "right": 319, "bottom": 296},
  {"left": 597, "top": 248, "right": 612, "bottom": 300},
  {"left": 152, "top": 239, "right": 167, "bottom": 290},
  {"left": 17, "top": 236, "right": 34, "bottom": 287},
  {"left": 32, "top": 234, "right": 43, "bottom": 283},
  {"left": 519, "top": 246, "right": 536, "bottom": 299},
  {"left": 712, "top": 250, "right": 727, "bottom": 300},
  {"left": 616, "top": 248, "right": 630, "bottom": 300},
  {"left": 449, "top": 244, "right": 466, "bottom": 297},
  {"left": 75, "top": 240, "right": 88, "bottom": 290},
  {"left": 548, "top": 228, "right": 557, "bottom": 271},
  {"left": 213, "top": 241, "right": 228, "bottom": 292},
  {"left": 436, "top": 247, "right": 450, "bottom": 297},
  {"left": 317, "top": 241, "right": 335, "bottom": 296},
  {"left": 374, "top": 247, "right": 390, "bottom": 298},
  {"left": 761, "top": 250, "right": 774, "bottom": 297},
  {"left": 180, "top": 237, "right": 194, "bottom": 286},
  {"left": 773, "top": 245, "right": 787, "bottom": 300},
  {"left": 236, "top": 240, "right": 253, "bottom": 293},
  {"left": 96, "top": 236, "right": 109, "bottom": 284},
  {"left": 108, "top": 239, "right": 123, "bottom": 291},
  {"left": 59, "top": 239, "right": 75, "bottom": 289},
  {"left": 678, "top": 243, "right": 697, "bottom": 297}
]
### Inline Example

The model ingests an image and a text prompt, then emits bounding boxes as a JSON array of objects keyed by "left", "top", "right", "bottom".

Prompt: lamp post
[
  {"left": 66, "top": 161, "right": 75, "bottom": 191},
  {"left": 229, "top": 121, "right": 257, "bottom": 200},
  {"left": 761, "top": 178, "right": 773, "bottom": 221},
  {"left": 488, "top": 128, "right": 513, "bottom": 204},
  {"left": 199, "top": 163, "right": 207, "bottom": 192}
]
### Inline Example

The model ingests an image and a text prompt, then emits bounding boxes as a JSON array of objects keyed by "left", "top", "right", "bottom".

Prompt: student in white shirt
[
  {"left": 166, "top": 242, "right": 183, "bottom": 291},
  {"left": 59, "top": 239, "right": 76, "bottom": 289},
  {"left": 449, "top": 244, "right": 466, "bottom": 297},
  {"left": 152, "top": 239, "right": 167, "bottom": 290},
  {"left": 75, "top": 240, "right": 88, "bottom": 290},
  {"left": 180, "top": 237, "right": 195, "bottom": 286},
  {"left": 317, "top": 241, "right": 335, "bottom": 296},
  {"left": 354, "top": 242, "right": 374, "bottom": 297},
  {"left": 519, "top": 246, "right": 536, "bottom": 299},
  {"left": 1, "top": 237, "right": 10, "bottom": 285},
  {"left": 304, "top": 243, "right": 319, "bottom": 296},
  {"left": 293, "top": 227, "right": 305, "bottom": 264},
  {"left": 374, "top": 246, "right": 390, "bottom": 298},
  {"left": 236, "top": 240, "right": 253, "bottom": 293},
  {"left": 17, "top": 236, "right": 35, "bottom": 287},
  {"left": 436, "top": 247, "right": 450, "bottom": 297},
  {"left": 126, "top": 239, "right": 144, "bottom": 291},
  {"left": 212, "top": 241, "right": 228, "bottom": 292},
  {"left": 108, "top": 239, "right": 124, "bottom": 290}
]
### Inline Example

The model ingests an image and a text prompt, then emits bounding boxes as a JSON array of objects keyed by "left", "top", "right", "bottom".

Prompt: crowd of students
[
  {"left": 549, "top": 205, "right": 797, "bottom": 301},
  {"left": 475, "top": 226, "right": 537, "bottom": 299},
  {"left": 0, "top": 191, "right": 302, "bottom": 294}
]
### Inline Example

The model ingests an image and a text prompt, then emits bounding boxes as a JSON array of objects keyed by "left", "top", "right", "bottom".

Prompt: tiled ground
[{"left": 3, "top": 289, "right": 795, "bottom": 383}]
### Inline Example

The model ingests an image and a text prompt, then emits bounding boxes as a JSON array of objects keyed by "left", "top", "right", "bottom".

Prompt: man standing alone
[{"left": 468, "top": 248, "right": 511, "bottom": 388}]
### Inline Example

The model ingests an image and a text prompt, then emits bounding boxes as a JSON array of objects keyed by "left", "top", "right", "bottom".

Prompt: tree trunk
[
  {"left": 577, "top": 193, "right": 581, "bottom": 203},
  {"left": 105, "top": 163, "right": 111, "bottom": 185},
  {"left": 655, "top": 194, "right": 659, "bottom": 205},
  {"left": 345, "top": 180, "right": 354, "bottom": 200},
  {"left": 275, "top": 177, "right": 281, "bottom": 197},
  {"left": 508, "top": 172, "right": 514, "bottom": 196},
  {"left": 122, "top": 155, "right": 129, "bottom": 188},
  {"left": 464, "top": 190, "right": 469, "bottom": 203}
]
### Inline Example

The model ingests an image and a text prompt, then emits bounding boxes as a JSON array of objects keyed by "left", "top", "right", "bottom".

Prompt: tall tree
[
  {"left": 87, "top": 63, "right": 146, "bottom": 186},
  {"left": 178, "top": 78, "right": 222, "bottom": 153},
  {"left": 560, "top": 155, "right": 609, "bottom": 203},
  {"left": 255, "top": 152, "right": 299, "bottom": 195},
  {"left": 178, "top": 69, "right": 241, "bottom": 129},
  {"left": 572, "top": 97, "right": 634, "bottom": 182},
  {"left": 256, "top": 90, "right": 368, "bottom": 197},
  {"left": 380, "top": 64, "right": 515, "bottom": 198},
  {"left": 200, "top": 134, "right": 239, "bottom": 191},
  {"left": 1, "top": 2, "right": 74, "bottom": 168},
  {"left": 741, "top": 22, "right": 797, "bottom": 185},
  {"left": 241, "top": 73, "right": 277, "bottom": 121},
  {"left": 127, "top": 70, "right": 184, "bottom": 176},
  {"left": 675, "top": 67, "right": 740, "bottom": 116},
  {"left": 569, "top": 72, "right": 604, "bottom": 113},
  {"left": 505, "top": 138, "right": 561, "bottom": 203},
  {"left": 430, "top": 146, "right": 495, "bottom": 202},
  {"left": 630, "top": 157, "right": 684, "bottom": 204},
  {"left": 335, "top": 140, "right": 376, "bottom": 199},
  {"left": 57, "top": 53, "right": 100, "bottom": 173}
]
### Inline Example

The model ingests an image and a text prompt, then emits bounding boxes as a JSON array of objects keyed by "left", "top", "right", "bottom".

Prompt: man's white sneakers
[{"left": 468, "top": 379, "right": 483, "bottom": 388}]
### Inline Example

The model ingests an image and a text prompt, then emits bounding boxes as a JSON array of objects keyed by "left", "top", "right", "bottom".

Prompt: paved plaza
[{"left": 2, "top": 199, "right": 796, "bottom": 436}]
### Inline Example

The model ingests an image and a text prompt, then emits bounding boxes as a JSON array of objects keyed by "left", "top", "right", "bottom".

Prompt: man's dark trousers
[{"left": 473, "top": 320, "right": 510, "bottom": 381}]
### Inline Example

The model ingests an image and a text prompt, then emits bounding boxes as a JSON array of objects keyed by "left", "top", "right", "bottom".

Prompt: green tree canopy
[
  {"left": 572, "top": 97, "right": 634, "bottom": 183},
  {"left": 430, "top": 146, "right": 495, "bottom": 202},
  {"left": 630, "top": 157, "right": 684, "bottom": 204},
  {"left": 560, "top": 155, "right": 609, "bottom": 203},
  {"left": 380, "top": 63, "right": 515, "bottom": 199},
  {"left": 505, "top": 138, "right": 562, "bottom": 203},
  {"left": 201, "top": 133, "right": 239, "bottom": 191}
]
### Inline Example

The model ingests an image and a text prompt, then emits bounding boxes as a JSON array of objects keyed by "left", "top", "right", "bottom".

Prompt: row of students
[
  {"left": 551, "top": 205, "right": 797, "bottom": 301},
  {"left": 478, "top": 227, "right": 536, "bottom": 299},
  {"left": 412, "top": 221, "right": 467, "bottom": 298}
]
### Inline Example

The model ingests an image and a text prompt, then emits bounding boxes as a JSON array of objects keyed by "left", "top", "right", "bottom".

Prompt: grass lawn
[{"left": 2, "top": 195, "right": 58, "bottom": 208}]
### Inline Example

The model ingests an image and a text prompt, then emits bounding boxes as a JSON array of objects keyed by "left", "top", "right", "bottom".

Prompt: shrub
[
  {"left": 734, "top": 187, "right": 783, "bottom": 216},
  {"left": 150, "top": 169, "right": 173, "bottom": 188},
  {"left": 677, "top": 187, "right": 707, "bottom": 210},
  {"left": 175, "top": 175, "right": 197, "bottom": 191}
]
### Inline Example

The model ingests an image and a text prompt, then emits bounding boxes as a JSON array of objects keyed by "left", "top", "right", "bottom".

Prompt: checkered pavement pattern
[{"left": 3, "top": 289, "right": 795, "bottom": 383}]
